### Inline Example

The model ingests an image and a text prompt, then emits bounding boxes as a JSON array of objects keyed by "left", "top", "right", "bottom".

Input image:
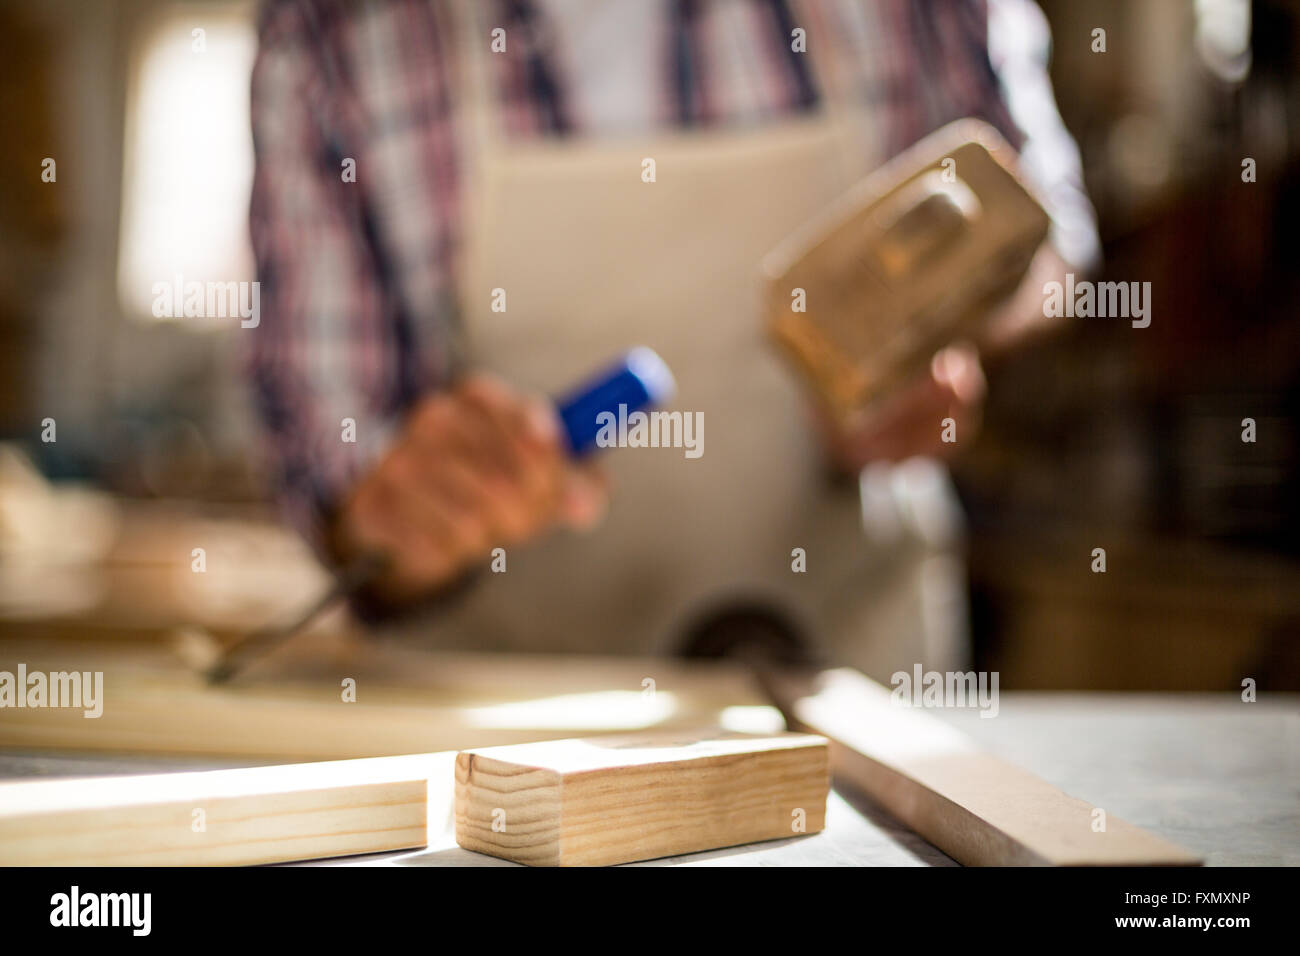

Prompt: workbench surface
[{"left": 1, "top": 694, "right": 1294, "bottom": 866}]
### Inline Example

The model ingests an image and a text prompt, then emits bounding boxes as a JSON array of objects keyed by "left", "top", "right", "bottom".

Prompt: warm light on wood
[
  {"left": 455, "top": 731, "right": 829, "bottom": 866},
  {"left": 0, "top": 754, "right": 433, "bottom": 866}
]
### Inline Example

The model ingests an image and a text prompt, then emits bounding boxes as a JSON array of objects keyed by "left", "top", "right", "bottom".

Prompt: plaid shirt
[{"left": 248, "top": 0, "right": 1097, "bottom": 540}]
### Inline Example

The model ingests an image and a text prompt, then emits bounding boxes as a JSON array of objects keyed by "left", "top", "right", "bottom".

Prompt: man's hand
[
  {"left": 332, "top": 374, "right": 608, "bottom": 602},
  {"left": 822, "top": 245, "right": 1075, "bottom": 472},
  {"left": 823, "top": 342, "right": 986, "bottom": 472}
]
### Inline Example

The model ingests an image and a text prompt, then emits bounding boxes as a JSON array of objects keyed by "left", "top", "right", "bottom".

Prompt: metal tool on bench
[
  {"left": 204, "top": 347, "right": 676, "bottom": 684},
  {"left": 762, "top": 118, "right": 1051, "bottom": 426}
]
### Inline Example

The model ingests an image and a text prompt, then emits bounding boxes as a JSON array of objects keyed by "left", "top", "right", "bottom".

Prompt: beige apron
[{"left": 410, "top": 2, "right": 967, "bottom": 680}]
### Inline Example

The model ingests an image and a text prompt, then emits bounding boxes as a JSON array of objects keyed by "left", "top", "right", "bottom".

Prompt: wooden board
[
  {"left": 455, "top": 731, "right": 829, "bottom": 866},
  {"left": 0, "top": 639, "right": 776, "bottom": 760},
  {"left": 0, "top": 753, "right": 433, "bottom": 865},
  {"left": 765, "top": 667, "right": 1202, "bottom": 866}
]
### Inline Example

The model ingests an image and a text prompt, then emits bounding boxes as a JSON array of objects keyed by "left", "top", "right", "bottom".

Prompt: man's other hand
[{"left": 823, "top": 342, "right": 987, "bottom": 472}]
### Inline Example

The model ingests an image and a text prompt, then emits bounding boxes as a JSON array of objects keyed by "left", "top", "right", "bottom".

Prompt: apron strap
[
  {"left": 452, "top": 0, "right": 500, "bottom": 159},
  {"left": 666, "top": 0, "right": 879, "bottom": 182}
]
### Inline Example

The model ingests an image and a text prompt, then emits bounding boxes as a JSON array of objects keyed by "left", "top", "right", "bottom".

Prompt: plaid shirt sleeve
[{"left": 246, "top": 0, "right": 409, "bottom": 546}]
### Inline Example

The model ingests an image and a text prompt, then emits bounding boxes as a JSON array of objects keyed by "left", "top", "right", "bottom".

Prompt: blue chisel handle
[{"left": 555, "top": 346, "right": 676, "bottom": 456}]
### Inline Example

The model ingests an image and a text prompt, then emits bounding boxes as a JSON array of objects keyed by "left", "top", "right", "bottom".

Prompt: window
[{"left": 116, "top": 3, "right": 256, "bottom": 324}]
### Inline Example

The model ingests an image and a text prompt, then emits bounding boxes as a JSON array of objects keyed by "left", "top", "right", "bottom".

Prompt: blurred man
[{"left": 248, "top": 0, "right": 1097, "bottom": 673}]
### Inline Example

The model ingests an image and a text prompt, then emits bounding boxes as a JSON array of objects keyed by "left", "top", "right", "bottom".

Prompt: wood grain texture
[
  {"left": 0, "top": 754, "right": 433, "bottom": 866},
  {"left": 763, "top": 119, "right": 1049, "bottom": 421},
  {"left": 455, "top": 732, "right": 829, "bottom": 866},
  {"left": 766, "top": 668, "right": 1202, "bottom": 866},
  {"left": 0, "top": 640, "right": 774, "bottom": 760}
]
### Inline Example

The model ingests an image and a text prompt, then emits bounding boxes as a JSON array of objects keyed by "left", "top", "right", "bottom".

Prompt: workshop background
[{"left": 1, "top": 0, "right": 1297, "bottom": 690}]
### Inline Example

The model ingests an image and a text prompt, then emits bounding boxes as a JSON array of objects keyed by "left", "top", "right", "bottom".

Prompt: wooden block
[
  {"left": 763, "top": 119, "right": 1049, "bottom": 422},
  {"left": 455, "top": 732, "right": 829, "bottom": 866},
  {"left": 765, "top": 668, "right": 1202, "bottom": 866},
  {"left": 0, "top": 754, "right": 433, "bottom": 865}
]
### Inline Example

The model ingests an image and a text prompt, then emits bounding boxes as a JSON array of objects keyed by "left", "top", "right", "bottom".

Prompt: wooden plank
[
  {"left": 0, "top": 487, "right": 333, "bottom": 640},
  {"left": 0, "top": 753, "right": 434, "bottom": 866},
  {"left": 0, "top": 641, "right": 776, "bottom": 760},
  {"left": 455, "top": 731, "right": 829, "bottom": 866},
  {"left": 764, "top": 667, "right": 1202, "bottom": 866}
]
